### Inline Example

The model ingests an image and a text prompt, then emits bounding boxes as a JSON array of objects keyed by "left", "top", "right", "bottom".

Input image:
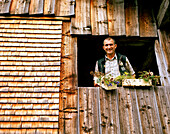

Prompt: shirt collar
[{"left": 105, "top": 54, "right": 117, "bottom": 61}]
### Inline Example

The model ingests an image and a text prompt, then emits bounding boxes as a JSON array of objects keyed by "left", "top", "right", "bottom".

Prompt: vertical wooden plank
[
  {"left": 136, "top": 87, "right": 163, "bottom": 134},
  {"left": 158, "top": 30, "right": 170, "bottom": 72},
  {"left": 107, "top": 0, "right": 126, "bottom": 36},
  {"left": 29, "top": 0, "right": 44, "bottom": 15},
  {"left": 99, "top": 88, "right": 121, "bottom": 134},
  {"left": 157, "top": 0, "right": 169, "bottom": 27},
  {"left": 70, "top": 0, "right": 91, "bottom": 35},
  {"left": 118, "top": 87, "right": 143, "bottom": 134},
  {"left": 10, "top": 0, "right": 30, "bottom": 14},
  {"left": 91, "top": 0, "right": 108, "bottom": 35},
  {"left": 0, "top": 0, "right": 12, "bottom": 14},
  {"left": 55, "top": 0, "right": 75, "bottom": 16},
  {"left": 79, "top": 87, "right": 100, "bottom": 134},
  {"left": 154, "top": 86, "right": 170, "bottom": 134},
  {"left": 154, "top": 40, "right": 170, "bottom": 86},
  {"left": 60, "top": 22, "right": 78, "bottom": 134},
  {"left": 138, "top": 0, "right": 157, "bottom": 37},
  {"left": 44, "top": 0, "right": 56, "bottom": 15},
  {"left": 125, "top": 0, "right": 139, "bottom": 36}
]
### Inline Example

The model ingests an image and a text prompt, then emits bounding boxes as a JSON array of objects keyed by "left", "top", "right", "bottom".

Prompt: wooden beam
[
  {"left": 0, "top": 16, "right": 70, "bottom": 21},
  {"left": 154, "top": 40, "right": 170, "bottom": 86},
  {"left": 158, "top": 30, "right": 170, "bottom": 72},
  {"left": 157, "top": 0, "right": 169, "bottom": 28}
]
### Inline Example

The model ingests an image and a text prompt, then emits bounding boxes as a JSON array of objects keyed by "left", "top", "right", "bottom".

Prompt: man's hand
[{"left": 94, "top": 81, "right": 100, "bottom": 87}]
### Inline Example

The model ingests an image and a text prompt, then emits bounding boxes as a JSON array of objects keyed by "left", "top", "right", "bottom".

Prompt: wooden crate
[{"left": 122, "top": 79, "right": 152, "bottom": 86}]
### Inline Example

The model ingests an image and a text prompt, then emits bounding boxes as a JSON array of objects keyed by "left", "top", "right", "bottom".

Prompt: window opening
[{"left": 78, "top": 36, "right": 159, "bottom": 87}]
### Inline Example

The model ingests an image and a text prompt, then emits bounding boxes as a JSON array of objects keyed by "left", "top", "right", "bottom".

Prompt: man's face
[{"left": 103, "top": 39, "right": 117, "bottom": 55}]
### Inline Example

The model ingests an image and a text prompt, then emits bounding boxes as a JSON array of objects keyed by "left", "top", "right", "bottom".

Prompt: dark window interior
[{"left": 78, "top": 36, "right": 159, "bottom": 87}]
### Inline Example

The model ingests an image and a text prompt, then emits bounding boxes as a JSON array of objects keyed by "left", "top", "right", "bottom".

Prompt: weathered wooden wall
[
  {"left": 0, "top": 18, "right": 62, "bottom": 133},
  {"left": 78, "top": 87, "right": 170, "bottom": 134},
  {"left": 60, "top": 22, "right": 78, "bottom": 134},
  {"left": 0, "top": 0, "right": 158, "bottom": 37}
]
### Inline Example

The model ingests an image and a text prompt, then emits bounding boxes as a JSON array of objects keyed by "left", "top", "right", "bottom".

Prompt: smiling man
[{"left": 94, "top": 37, "right": 135, "bottom": 86}]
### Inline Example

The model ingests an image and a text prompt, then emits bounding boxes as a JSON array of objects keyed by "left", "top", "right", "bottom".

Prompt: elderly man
[{"left": 94, "top": 37, "right": 135, "bottom": 86}]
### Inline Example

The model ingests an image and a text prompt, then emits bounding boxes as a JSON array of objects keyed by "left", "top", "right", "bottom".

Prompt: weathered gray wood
[
  {"left": 155, "top": 40, "right": 170, "bottom": 86},
  {"left": 136, "top": 87, "right": 163, "bottom": 134},
  {"left": 44, "top": 0, "right": 56, "bottom": 15},
  {"left": 107, "top": 0, "right": 126, "bottom": 36},
  {"left": 55, "top": 0, "right": 75, "bottom": 16},
  {"left": 118, "top": 87, "right": 142, "bottom": 134},
  {"left": 10, "top": 0, "right": 30, "bottom": 14},
  {"left": 79, "top": 87, "right": 100, "bottom": 134},
  {"left": 70, "top": 0, "right": 91, "bottom": 35},
  {"left": 125, "top": 0, "right": 139, "bottom": 36},
  {"left": 154, "top": 86, "right": 170, "bottom": 134},
  {"left": 158, "top": 30, "right": 170, "bottom": 72},
  {"left": 157, "top": 0, "right": 169, "bottom": 27},
  {"left": 91, "top": 0, "right": 108, "bottom": 35},
  {"left": 29, "top": 0, "right": 44, "bottom": 15},
  {"left": 138, "top": 0, "right": 157, "bottom": 37},
  {"left": 100, "top": 87, "right": 120, "bottom": 134},
  {"left": 0, "top": 0, "right": 12, "bottom": 14}
]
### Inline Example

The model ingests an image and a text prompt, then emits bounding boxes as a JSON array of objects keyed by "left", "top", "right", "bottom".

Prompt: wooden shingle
[{"left": 0, "top": 18, "right": 61, "bottom": 133}]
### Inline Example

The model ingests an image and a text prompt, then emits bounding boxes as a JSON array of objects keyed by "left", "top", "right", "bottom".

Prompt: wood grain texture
[
  {"left": 107, "top": 0, "right": 126, "bottom": 36},
  {"left": 70, "top": 0, "right": 91, "bottom": 35},
  {"left": 29, "top": 0, "right": 44, "bottom": 15},
  {"left": 10, "top": 0, "right": 30, "bottom": 14},
  {"left": 44, "top": 0, "right": 56, "bottom": 15},
  {"left": 55, "top": 0, "right": 75, "bottom": 16},
  {"left": 0, "top": 18, "right": 62, "bottom": 132},
  {"left": 138, "top": 0, "right": 157, "bottom": 37},
  {"left": 125, "top": 0, "right": 139, "bottom": 36},
  {"left": 0, "top": 0, "right": 12, "bottom": 14},
  {"left": 155, "top": 40, "right": 170, "bottom": 86},
  {"left": 91, "top": 0, "right": 108, "bottom": 35}
]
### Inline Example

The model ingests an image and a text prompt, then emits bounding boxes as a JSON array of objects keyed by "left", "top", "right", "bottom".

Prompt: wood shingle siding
[{"left": 0, "top": 18, "right": 62, "bottom": 133}]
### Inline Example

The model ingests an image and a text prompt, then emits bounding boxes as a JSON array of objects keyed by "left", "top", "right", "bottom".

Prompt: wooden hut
[{"left": 0, "top": 0, "right": 169, "bottom": 133}]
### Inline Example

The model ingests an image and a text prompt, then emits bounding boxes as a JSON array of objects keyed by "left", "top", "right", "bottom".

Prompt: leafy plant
[
  {"left": 138, "top": 71, "right": 160, "bottom": 85},
  {"left": 90, "top": 71, "right": 134, "bottom": 87}
]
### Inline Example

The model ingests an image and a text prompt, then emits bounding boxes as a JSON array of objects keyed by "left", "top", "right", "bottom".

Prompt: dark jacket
[{"left": 98, "top": 53, "right": 128, "bottom": 75}]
